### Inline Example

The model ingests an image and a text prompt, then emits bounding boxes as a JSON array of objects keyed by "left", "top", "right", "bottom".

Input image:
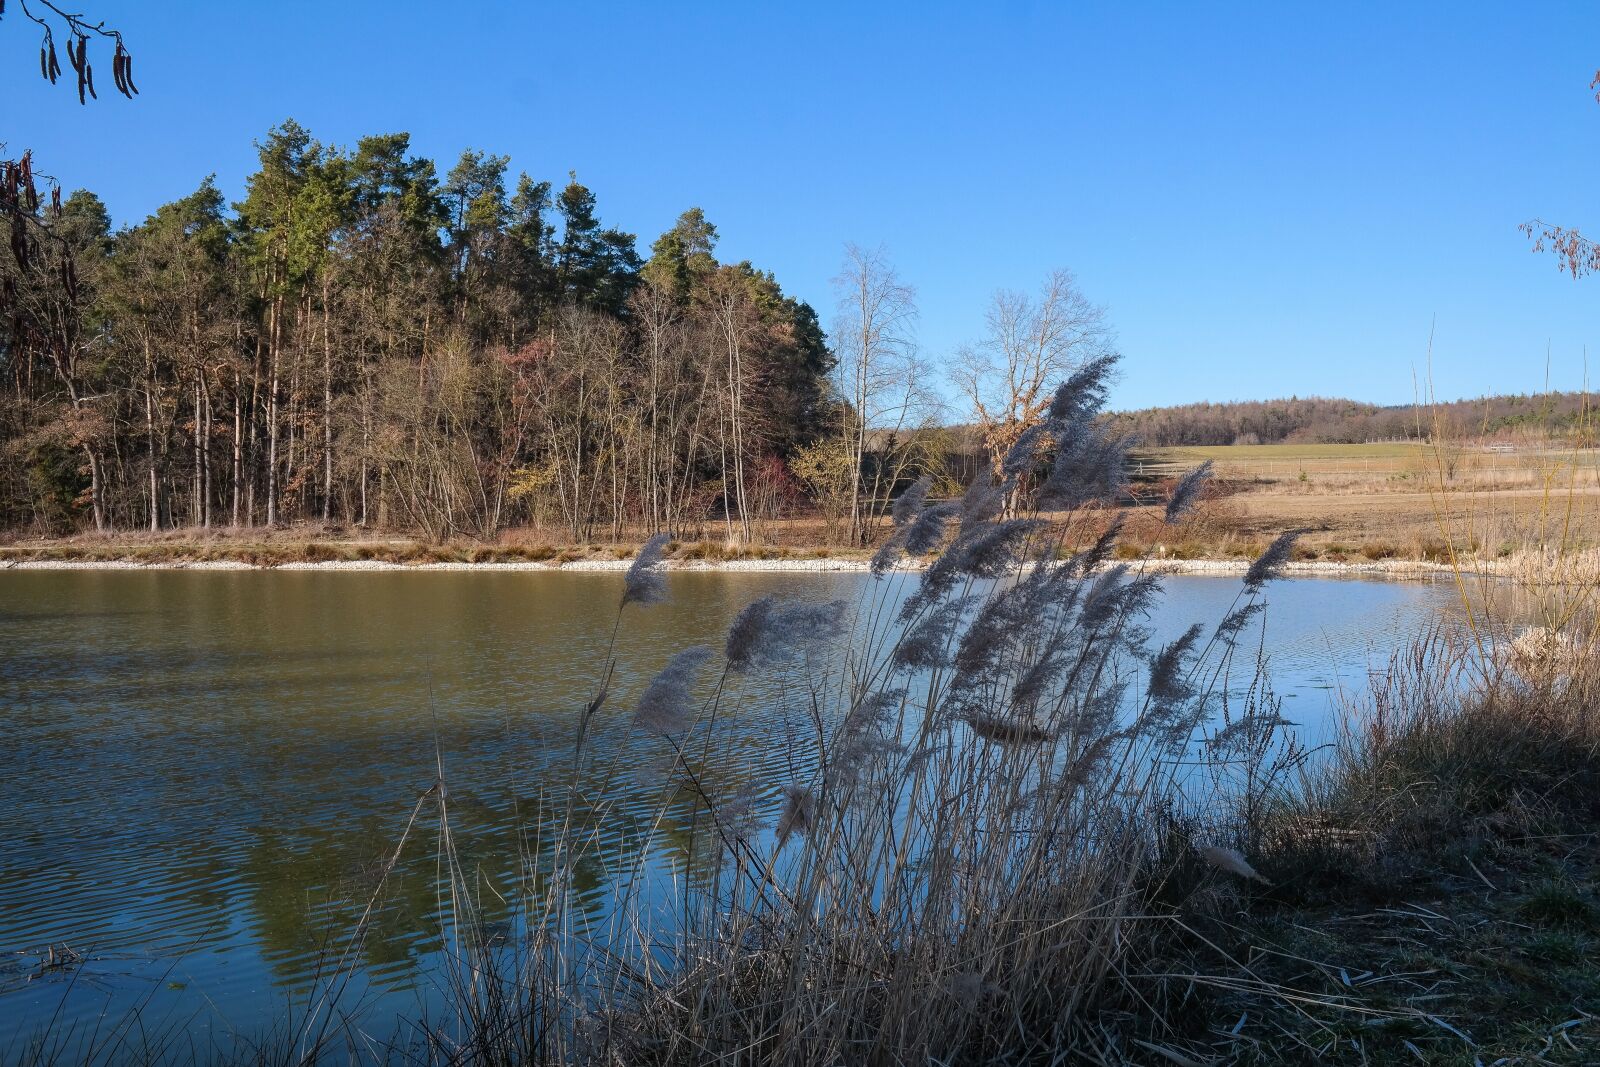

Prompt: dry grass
[
  {"left": 0, "top": 530, "right": 851, "bottom": 568},
  {"left": 1156, "top": 632, "right": 1600, "bottom": 1064}
]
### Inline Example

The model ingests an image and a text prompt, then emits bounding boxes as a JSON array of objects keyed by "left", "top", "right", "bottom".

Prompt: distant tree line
[
  {"left": 1, "top": 122, "right": 881, "bottom": 540},
  {"left": 1107, "top": 393, "right": 1598, "bottom": 447}
]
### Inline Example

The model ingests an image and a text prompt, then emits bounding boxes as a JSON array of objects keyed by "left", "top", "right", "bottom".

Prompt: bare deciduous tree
[
  {"left": 831, "top": 244, "right": 926, "bottom": 545},
  {"left": 953, "top": 268, "right": 1116, "bottom": 482}
]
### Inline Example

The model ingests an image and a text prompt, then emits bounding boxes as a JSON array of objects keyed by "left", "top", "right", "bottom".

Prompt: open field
[
  {"left": 1113, "top": 442, "right": 1600, "bottom": 564},
  {"left": 1138, "top": 442, "right": 1600, "bottom": 489}
]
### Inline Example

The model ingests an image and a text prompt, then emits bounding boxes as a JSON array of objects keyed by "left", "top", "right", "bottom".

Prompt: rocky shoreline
[{"left": 0, "top": 554, "right": 1473, "bottom": 579}]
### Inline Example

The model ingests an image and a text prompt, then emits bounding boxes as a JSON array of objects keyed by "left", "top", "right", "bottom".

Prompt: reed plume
[
  {"left": 632, "top": 646, "right": 711, "bottom": 735},
  {"left": 1164, "top": 460, "right": 1214, "bottom": 523},
  {"left": 725, "top": 596, "right": 846, "bottom": 671},
  {"left": 621, "top": 533, "right": 672, "bottom": 607},
  {"left": 775, "top": 785, "right": 815, "bottom": 845},
  {"left": 1244, "top": 528, "right": 1305, "bottom": 591},
  {"left": 890, "top": 474, "right": 933, "bottom": 527}
]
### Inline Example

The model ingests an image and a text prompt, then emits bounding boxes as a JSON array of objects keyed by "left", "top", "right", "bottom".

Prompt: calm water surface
[{"left": 0, "top": 569, "right": 1463, "bottom": 1049}]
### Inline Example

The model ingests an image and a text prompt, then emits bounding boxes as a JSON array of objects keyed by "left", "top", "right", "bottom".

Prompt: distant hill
[{"left": 1105, "top": 392, "right": 1596, "bottom": 446}]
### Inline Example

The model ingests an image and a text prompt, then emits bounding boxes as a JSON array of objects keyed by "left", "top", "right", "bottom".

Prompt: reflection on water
[{"left": 0, "top": 569, "right": 1466, "bottom": 1045}]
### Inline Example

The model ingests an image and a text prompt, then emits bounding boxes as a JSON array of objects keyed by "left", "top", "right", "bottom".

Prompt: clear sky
[{"left": 5, "top": 1, "right": 1599, "bottom": 410}]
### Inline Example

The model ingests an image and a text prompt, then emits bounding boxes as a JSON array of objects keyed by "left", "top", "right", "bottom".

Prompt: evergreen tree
[
  {"left": 642, "top": 207, "right": 719, "bottom": 301},
  {"left": 555, "top": 172, "right": 641, "bottom": 315}
]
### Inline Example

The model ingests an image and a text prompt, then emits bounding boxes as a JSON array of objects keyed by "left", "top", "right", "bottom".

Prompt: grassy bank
[{"left": 1156, "top": 639, "right": 1600, "bottom": 1063}]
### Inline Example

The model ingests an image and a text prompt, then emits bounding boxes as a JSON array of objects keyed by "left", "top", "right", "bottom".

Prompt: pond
[{"left": 0, "top": 568, "right": 1467, "bottom": 1051}]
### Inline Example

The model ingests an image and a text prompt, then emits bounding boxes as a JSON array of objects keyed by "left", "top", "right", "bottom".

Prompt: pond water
[{"left": 0, "top": 569, "right": 1466, "bottom": 1051}]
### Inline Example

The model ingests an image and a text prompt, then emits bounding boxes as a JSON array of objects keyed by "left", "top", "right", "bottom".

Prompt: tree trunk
[
  {"left": 144, "top": 338, "right": 160, "bottom": 532},
  {"left": 266, "top": 295, "right": 282, "bottom": 527},
  {"left": 231, "top": 368, "right": 243, "bottom": 527},
  {"left": 322, "top": 275, "right": 333, "bottom": 524}
]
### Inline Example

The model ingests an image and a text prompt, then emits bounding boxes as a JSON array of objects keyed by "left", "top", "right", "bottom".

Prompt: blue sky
[{"left": 5, "top": 1, "right": 1599, "bottom": 409}]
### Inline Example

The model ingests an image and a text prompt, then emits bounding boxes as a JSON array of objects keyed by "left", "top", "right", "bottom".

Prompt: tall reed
[{"left": 380, "top": 355, "right": 1315, "bottom": 1067}]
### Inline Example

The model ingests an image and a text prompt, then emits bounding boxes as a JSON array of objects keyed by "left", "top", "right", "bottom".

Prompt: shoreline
[{"left": 0, "top": 553, "right": 1475, "bottom": 579}]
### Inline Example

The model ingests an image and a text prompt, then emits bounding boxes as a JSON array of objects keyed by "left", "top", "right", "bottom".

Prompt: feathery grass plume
[
  {"left": 904, "top": 502, "right": 959, "bottom": 556},
  {"left": 952, "top": 571, "right": 1048, "bottom": 677},
  {"left": 1039, "top": 424, "right": 1129, "bottom": 510},
  {"left": 1000, "top": 422, "right": 1050, "bottom": 479},
  {"left": 725, "top": 597, "right": 845, "bottom": 671},
  {"left": 1136, "top": 622, "right": 1208, "bottom": 748},
  {"left": 890, "top": 474, "right": 933, "bottom": 527},
  {"left": 899, "top": 518, "right": 1042, "bottom": 622},
  {"left": 1164, "top": 460, "right": 1214, "bottom": 524},
  {"left": 875, "top": 497, "right": 957, "bottom": 577},
  {"left": 1076, "top": 564, "right": 1131, "bottom": 631},
  {"left": 724, "top": 596, "right": 772, "bottom": 669},
  {"left": 714, "top": 783, "right": 766, "bottom": 844},
  {"left": 775, "top": 785, "right": 815, "bottom": 845},
  {"left": 893, "top": 596, "right": 969, "bottom": 671},
  {"left": 869, "top": 527, "right": 908, "bottom": 577},
  {"left": 1011, "top": 643, "right": 1068, "bottom": 707},
  {"left": 1063, "top": 514, "right": 1125, "bottom": 576},
  {"left": 829, "top": 731, "right": 904, "bottom": 791},
  {"left": 1072, "top": 681, "right": 1128, "bottom": 742},
  {"left": 1214, "top": 601, "right": 1265, "bottom": 643},
  {"left": 958, "top": 474, "right": 1010, "bottom": 530},
  {"left": 1147, "top": 623, "right": 1203, "bottom": 705},
  {"left": 832, "top": 687, "right": 908, "bottom": 785},
  {"left": 843, "top": 686, "right": 906, "bottom": 736},
  {"left": 1244, "top": 528, "right": 1305, "bottom": 591},
  {"left": 1045, "top": 353, "right": 1120, "bottom": 425},
  {"left": 632, "top": 646, "right": 712, "bottom": 735},
  {"left": 945, "top": 518, "right": 1042, "bottom": 578},
  {"left": 621, "top": 533, "right": 673, "bottom": 607}
]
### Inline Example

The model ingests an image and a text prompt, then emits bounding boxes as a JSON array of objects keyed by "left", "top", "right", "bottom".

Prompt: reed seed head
[
  {"left": 1164, "top": 460, "right": 1214, "bottom": 524},
  {"left": 622, "top": 533, "right": 672, "bottom": 607},
  {"left": 632, "top": 646, "right": 711, "bottom": 735}
]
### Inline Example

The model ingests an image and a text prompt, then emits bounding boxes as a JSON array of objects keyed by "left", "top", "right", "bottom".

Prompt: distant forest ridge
[{"left": 1104, "top": 392, "right": 1598, "bottom": 446}]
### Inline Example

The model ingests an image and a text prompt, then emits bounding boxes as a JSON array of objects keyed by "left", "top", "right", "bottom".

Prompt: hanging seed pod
[
  {"left": 75, "top": 38, "right": 88, "bottom": 104},
  {"left": 10, "top": 213, "right": 28, "bottom": 272}
]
